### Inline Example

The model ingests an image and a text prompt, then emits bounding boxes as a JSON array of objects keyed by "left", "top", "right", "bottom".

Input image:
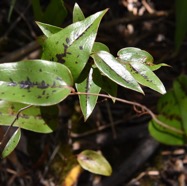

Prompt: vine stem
[
  {"left": 71, "top": 92, "right": 185, "bottom": 135},
  {"left": 0, "top": 105, "right": 32, "bottom": 147}
]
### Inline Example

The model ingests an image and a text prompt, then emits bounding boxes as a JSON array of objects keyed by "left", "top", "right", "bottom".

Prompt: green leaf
[
  {"left": 36, "top": 21, "right": 62, "bottom": 37},
  {"left": 173, "top": 75, "right": 187, "bottom": 134},
  {"left": 1, "top": 128, "right": 21, "bottom": 158},
  {"left": 42, "top": 9, "right": 108, "bottom": 81},
  {"left": 92, "top": 68, "right": 117, "bottom": 98},
  {"left": 77, "top": 150, "right": 112, "bottom": 176},
  {"left": 117, "top": 47, "right": 168, "bottom": 71},
  {"left": 73, "top": 3, "right": 85, "bottom": 23},
  {"left": 76, "top": 68, "right": 101, "bottom": 120},
  {"left": 0, "top": 101, "right": 58, "bottom": 133},
  {"left": 117, "top": 47, "right": 153, "bottom": 65},
  {"left": 43, "top": 0, "right": 67, "bottom": 26},
  {"left": 149, "top": 115, "right": 186, "bottom": 145},
  {"left": 8, "top": 0, "right": 17, "bottom": 22},
  {"left": 92, "top": 42, "right": 110, "bottom": 53},
  {"left": 91, "top": 51, "right": 143, "bottom": 94},
  {"left": 0, "top": 60, "right": 73, "bottom": 106},
  {"left": 149, "top": 86, "right": 187, "bottom": 145},
  {"left": 175, "top": 0, "right": 187, "bottom": 51},
  {"left": 122, "top": 61, "right": 166, "bottom": 94}
]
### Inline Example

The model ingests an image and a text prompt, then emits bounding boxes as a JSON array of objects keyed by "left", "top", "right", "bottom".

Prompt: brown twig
[
  {"left": 71, "top": 92, "right": 185, "bottom": 135},
  {"left": 0, "top": 105, "right": 32, "bottom": 149}
]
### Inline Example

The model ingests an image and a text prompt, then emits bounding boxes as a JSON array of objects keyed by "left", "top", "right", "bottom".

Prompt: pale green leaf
[
  {"left": 92, "top": 51, "right": 143, "bottom": 94},
  {"left": 0, "top": 60, "right": 73, "bottom": 106},
  {"left": 1, "top": 128, "right": 21, "bottom": 158},
  {"left": 0, "top": 101, "right": 58, "bottom": 133},
  {"left": 92, "top": 42, "right": 110, "bottom": 53},
  {"left": 77, "top": 150, "right": 112, "bottom": 176}
]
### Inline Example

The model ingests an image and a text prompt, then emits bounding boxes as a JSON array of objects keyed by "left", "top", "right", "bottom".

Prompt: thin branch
[
  {"left": 0, "top": 105, "right": 32, "bottom": 147},
  {"left": 71, "top": 92, "right": 185, "bottom": 135}
]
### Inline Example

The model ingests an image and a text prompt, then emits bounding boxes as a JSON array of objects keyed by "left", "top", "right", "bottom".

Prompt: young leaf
[
  {"left": 76, "top": 68, "right": 101, "bottom": 120},
  {"left": 73, "top": 3, "right": 85, "bottom": 23},
  {"left": 77, "top": 150, "right": 112, "bottom": 176},
  {"left": 0, "top": 101, "right": 58, "bottom": 133},
  {"left": 0, "top": 60, "right": 73, "bottom": 106},
  {"left": 42, "top": 9, "right": 108, "bottom": 81},
  {"left": 1, "top": 128, "right": 21, "bottom": 158},
  {"left": 117, "top": 47, "right": 168, "bottom": 71},
  {"left": 36, "top": 21, "right": 62, "bottom": 37},
  {"left": 121, "top": 61, "right": 166, "bottom": 94},
  {"left": 91, "top": 51, "right": 143, "bottom": 94}
]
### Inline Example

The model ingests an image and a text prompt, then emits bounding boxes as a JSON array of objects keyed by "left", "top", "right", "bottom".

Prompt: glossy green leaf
[
  {"left": 36, "top": 21, "right": 62, "bottom": 37},
  {"left": 148, "top": 75, "right": 187, "bottom": 145},
  {"left": 122, "top": 61, "right": 166, "bottom": 94},
  {"left": 0, "top": 60, "right": 73, "bottom": 106},
  {"left": 92, "top": 51, "right": 143, "bottom": 94},
  {"left": 73, "top": 3, "right": 85, "bottom": 23},
  {"left": 117, "top": 47, "right": 153, "bottom": 65},
  {"left": 77, "top": 150, "right": 112, "bottom": 176},
  {"left": 76, "top": 68, "right": 101, "bottom": 120},
  {"left": 117, "top": 47, "right": 168, "bottom": 71},
  {"left": 1, "top": 128, "right": 21, "bottom": 158},
  {"left": 0, "top": 101, "right": 58, "bottom": 133},
  {"left": 92, "top": 42, "right": 110, "bottom": 53},
  {"left": 42, "top": 9, "right": 108, "bottom": 81}
]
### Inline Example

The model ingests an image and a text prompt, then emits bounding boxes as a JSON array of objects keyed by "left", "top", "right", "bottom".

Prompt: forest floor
[{"left": 0, "top": 0, "right": 187, "bottom": 186}]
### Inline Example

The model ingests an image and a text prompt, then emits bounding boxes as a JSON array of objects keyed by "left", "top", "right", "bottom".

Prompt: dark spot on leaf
[
  {"left": 56, "top": 43, "right": 71, "bottom": 63},
  {"left": 1, "top": 92, "right": 4, "bottom": 94},
  {"left": 42, "top": 90, "right": 46, "bottom": 95},
  {"left": 75, "top": 61, "right": 78, "bottom": 64},
  {"left": 79, "top": 46, "right": 83, "bottom": 50},
  {"left": 66, "top": 38, "right": 70, "bottom": 44},
  {"left": 51, "top": 81, "right": 56, "bottom": 88},
  {"left": 37, "top": 95, "right": 42, "bottom": 99},
  {"left": 21, "top": 114, "right": 29, "bottom": 119},
  {"left": 56, "top": 41, "right": 59, "bottom": 45},
  {"left": 56, "top": 77, "right": 62, "bottom": 81},
  {"left": 52, "top": 90, "right": 57, "bottom": 93},
  {"left": 77, "top": 55, "right": 80, "bottom": 58},
  {"left": 39, "top": 69, "right": 42, "bottom": 72},
  {"left": 8, "top": 78, "right": 17, "bottom": 87},
  {"left": 22, "top": 95, "right": 25, "bottom": 97},
  {"left": 46, "top": 96, "right": 49, "bottom": 99},
  {"left": 37, "top": 80, "right": 49, "bottom": 89}
]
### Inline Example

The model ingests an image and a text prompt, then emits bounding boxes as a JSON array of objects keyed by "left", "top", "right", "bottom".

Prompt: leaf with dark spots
[
  {"left": 0, "top": 101, "right": 58, "bottom": 133},
  {"left": 121, "top": 61, "right": 166, "bottom": 94},
  {"left": 42, "top": 9, "right": 108, "bottom": 81},
  {"left": 149, "top": 76, "right": 187, "bottom": 145},
  {"left": 76, "top": 68, "right": 101, "bottom": 120},
  {"left": 91, "top": 51, "right": 143, "bottom": 94},
  {"left": 0, "top": 60, "right": 73, "bottom": 106}
]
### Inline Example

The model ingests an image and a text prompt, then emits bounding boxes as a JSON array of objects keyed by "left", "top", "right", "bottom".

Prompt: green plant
[
  {"left": 0, "top": 3, "right": 167, "bottom": 176},
  {"left": 149, "top": 74, "right": 187, "bottom": 145}
]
